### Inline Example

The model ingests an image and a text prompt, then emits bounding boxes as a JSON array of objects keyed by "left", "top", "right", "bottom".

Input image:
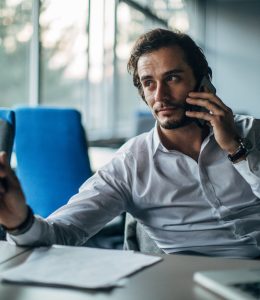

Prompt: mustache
[{"left": 153, "top": 100, "right": 188, "bottom": 112}]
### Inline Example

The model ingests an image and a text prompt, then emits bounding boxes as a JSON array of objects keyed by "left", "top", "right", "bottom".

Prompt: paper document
[{"left": 0, "top": 245, "right": 162, "bottom": 289}]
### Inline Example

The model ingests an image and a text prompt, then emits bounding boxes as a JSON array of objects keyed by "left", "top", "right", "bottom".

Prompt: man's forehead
[
  {"left": 137, "top": 46, "right": 187, "bottom": 76},
  {"left": 139, "top": 45, "right": 185, "bottom": 59}
]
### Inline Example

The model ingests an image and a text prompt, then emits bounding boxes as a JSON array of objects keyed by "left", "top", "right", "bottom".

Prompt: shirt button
[{"left": 253, "top": 166, "right": 259, "bottom": 171}]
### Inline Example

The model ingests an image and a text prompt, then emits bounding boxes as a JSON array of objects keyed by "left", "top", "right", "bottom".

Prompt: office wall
[{"left": 203, "top": 0, "right": 260, "bottom": 117}]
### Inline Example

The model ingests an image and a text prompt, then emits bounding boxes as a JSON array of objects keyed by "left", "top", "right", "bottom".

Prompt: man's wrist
[
  {"left": 227, "top": 137, "right": 252, "bottom": 163},
  {"left": 1, "top": 205, "right": 35, "bottom": 236},
  {"left": 226, "top": 141, "right": 240, "bottom": 155}
]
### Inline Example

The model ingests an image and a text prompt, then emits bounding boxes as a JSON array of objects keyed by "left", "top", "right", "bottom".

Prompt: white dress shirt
[{"left": 9, "top": 115, "right": 260, "bottom": 258}]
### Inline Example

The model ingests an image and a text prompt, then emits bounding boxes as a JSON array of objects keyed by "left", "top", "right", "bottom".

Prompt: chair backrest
[
  {"left": 14, "top": 106, "right": 92, "bottom": 217},
  {"left": 123, "top": 213, "right": 164, "bottom": 254},
  {"left": 0, "top": 108, "right": 15, "bottom": 162},
  {"left": 134, "top": 110, "right": 155, "bottom": 135}
]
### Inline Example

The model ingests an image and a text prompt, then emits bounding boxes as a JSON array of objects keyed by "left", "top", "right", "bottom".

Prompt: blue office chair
[
  {"left": 14, "top": 106, "right": 92, "bottom": 217},
  {"left": 0, "top": 108, "right": 15, "bottom": 125},
  {"left": 0, "top": 108, "right": 15, "bottom": 240},
  {"left": 134, "top": 110, "right": 155, "bottom": 135}
]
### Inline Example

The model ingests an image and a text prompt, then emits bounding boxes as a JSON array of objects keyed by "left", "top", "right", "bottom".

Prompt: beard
[
  {"left": 153, "top": 101, "right": 193, "bottom": 130},
  {"left": 159, "top": 114, "right": 193, "bottom": 129}
]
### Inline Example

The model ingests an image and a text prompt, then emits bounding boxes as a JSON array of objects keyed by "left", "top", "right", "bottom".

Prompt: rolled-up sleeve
[
  {"left": 233, "top": 118, "right": 260, "bottom": 198},
  {"left": 8, "top": 150, "right": 134, "bottom": 247}
]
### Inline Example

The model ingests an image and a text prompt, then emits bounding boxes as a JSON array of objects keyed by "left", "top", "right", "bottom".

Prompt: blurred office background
[
  {"left": 1, "top": 0, "right": 259, "bottom": 146},
  {"left": 0, "top": 0, "right": 259, "bottom": 247}
]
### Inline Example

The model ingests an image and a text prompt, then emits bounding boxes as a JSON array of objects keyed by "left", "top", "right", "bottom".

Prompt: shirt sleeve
[
  {"left": 8, "top": 150, "right": 133, "bottom": 247},
  {"left": 233, "top": 118, "right": 260, "bottom": 198}
]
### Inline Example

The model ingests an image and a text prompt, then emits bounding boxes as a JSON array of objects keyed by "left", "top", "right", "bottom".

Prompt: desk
[
  {"left": 0, "top": 241, "right": 28, "bottom": 265},
  {"left": 0, "top": 242, "right": 260, "bottom": 300},
  {"left": 88, "top": 147, "right": 117, "bottom": 171}
]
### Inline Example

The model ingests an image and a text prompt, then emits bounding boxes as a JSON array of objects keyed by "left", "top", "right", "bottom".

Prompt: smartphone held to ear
[
  {"left": 197, "top": 76, "right": 216, "bottom": 94},
  {"left": 188, "top": 76, "right": 216, "bottom": 126}
]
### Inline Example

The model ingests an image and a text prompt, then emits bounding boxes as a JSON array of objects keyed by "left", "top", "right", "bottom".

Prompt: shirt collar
[
  {"left": 152, "top": 122, "right": 172, "bottom": 155},
  {"left": 152, "top": 122, "right": 161, "bottom": 156},
  {"left": 152, "top": 122, "right": 214, "bottom": 156}
]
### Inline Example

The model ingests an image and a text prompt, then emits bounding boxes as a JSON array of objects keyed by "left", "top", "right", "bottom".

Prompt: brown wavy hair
[{"left": 127, "top": 28, "right": 212, "bottom": 102}]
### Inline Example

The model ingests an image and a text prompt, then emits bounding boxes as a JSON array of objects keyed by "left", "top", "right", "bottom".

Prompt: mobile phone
[
  {"left": 197, "top": 76, "right": 216, "bottom": 94},
  {"left": 189, "top": 76, "right": 216, "bottom": 126},
  {"left": 0, "top": 119, "right": 15, "bottom": 163}
]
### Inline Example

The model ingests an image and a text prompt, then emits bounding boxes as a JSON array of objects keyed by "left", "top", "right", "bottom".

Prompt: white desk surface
[
  {"left": 0, "top": 241, "right": 28, "bottom": 265},
  {"left": 0, "top": 242, "right": 260, "bottom": 300},
  {"left": 88, "top": 147, "right": 117, "bottom": 171}
]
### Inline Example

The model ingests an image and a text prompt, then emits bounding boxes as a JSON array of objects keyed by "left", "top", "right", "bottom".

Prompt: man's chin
[{"left": 158, "top": 116, "right": 193, "bottom": 130}]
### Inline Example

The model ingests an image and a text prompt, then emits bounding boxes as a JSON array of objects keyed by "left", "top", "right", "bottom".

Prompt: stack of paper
[{"left": 0, "top": 245, "right": 162, "bottom": 289}]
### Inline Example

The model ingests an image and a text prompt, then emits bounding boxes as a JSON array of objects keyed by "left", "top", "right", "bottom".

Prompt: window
[
  {"left": 0, "top": 0, "right": 191, "bottom": 141},
  {"left": 40, "top": 0, "right": 88, "bottom": 112},
  {"left": 0, "top": 0, "right": 32, "bottom": 107}
]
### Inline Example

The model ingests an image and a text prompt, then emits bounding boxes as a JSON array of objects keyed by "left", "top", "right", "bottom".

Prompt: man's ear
[
  {"left": 138, "top": 86, "right": 147, "bottom": 104},
  {"left": 141, "top": 93, "right": 148, "bottom": 105}
]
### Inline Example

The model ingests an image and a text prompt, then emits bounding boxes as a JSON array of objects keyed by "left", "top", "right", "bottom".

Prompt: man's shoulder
[
  {"left": 234, "top": 114, "right": 259, "bottom": 128},
  {"left": 234, "top": 114, "right": 260, "bottom": 136},
  {"left": 118, "top": 130, "right": 154, "bottom": 156},
  {"left": 234, "top": 114, "right": 255, "bottom": 122}
]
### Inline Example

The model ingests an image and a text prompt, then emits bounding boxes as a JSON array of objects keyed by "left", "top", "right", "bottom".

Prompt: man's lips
[
  {"left": 158, "top": 107, "right": 176, "bottom": 112},
  {"left": 156, "top": 106, "right": 181, "bottom": 113}
]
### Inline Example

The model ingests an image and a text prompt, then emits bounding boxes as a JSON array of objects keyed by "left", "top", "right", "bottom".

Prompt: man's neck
[{"left": 158, "top": 122, "right": 210, "bottom": 161}]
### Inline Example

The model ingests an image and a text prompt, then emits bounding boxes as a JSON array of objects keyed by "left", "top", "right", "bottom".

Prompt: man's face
[{"left": 137, "top": 46, "right": 196, "bottom": 129}]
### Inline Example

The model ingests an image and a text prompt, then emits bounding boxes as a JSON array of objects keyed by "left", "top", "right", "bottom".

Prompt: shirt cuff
[{"left": 7, "top": 216, "right": 45, "bottom": 246}]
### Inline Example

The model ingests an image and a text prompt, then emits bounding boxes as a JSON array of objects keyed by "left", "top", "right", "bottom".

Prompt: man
[{"left": 0, "top": 28, "right": 260, "bottom": 258}]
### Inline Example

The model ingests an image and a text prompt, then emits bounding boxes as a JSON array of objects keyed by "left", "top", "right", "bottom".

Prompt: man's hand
[
  {"left": 185, "top": 92, "right": 240, "bottom": 154},
  {"left": 0, "top": 151, "right": 28, "bottom": 229}
]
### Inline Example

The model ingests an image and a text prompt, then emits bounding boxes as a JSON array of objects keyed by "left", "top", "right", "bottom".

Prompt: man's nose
[{"left": 154, "top": 82, "right": 169, "bottom": 102}]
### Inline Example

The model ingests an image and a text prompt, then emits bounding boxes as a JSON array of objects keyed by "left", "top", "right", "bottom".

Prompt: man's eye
[
  {"left": 166, "top": 75, "right": 180, "bottom": 82},
  {"left": 143, "top": 80, "right": 153, "bottom": 87}
]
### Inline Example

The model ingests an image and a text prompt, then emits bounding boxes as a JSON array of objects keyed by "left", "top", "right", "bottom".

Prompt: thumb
[
  {"left": 0, "top": 151, "right": 8, "bottom": 166},
  {"left": 0, "top": 151, "right": 12, "bottom": 179}
]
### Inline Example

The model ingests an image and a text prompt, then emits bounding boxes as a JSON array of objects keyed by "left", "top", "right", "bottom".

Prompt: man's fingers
[
  {"left": 0, "top": 152, "right": 7, "bottom": 178},
  {"left": 188, "top": 92, "right": 228, "bottom": 110},
  {"left": 0, "top": 151, "right": 8, "bottom": 165},
  {"left": 186, "top": 110, "right": 211, "bottom": 121},
  {"left": 185, "top": 110, "right": 213, "bottom": 121},
  {"left": 0, "top": 153, "right": 10, "bottom": 192},
  {"left": 186, "top": 98, "right": 224, "bottom": 116},
  {"left": 0, "top": 152, "right": 9, "bottom": 172},
  {"left": 0, "top": 179, "right": 7, "bottom": 193},
  {"left": 0, "top": 151, "right": 15, "bottom": 185}
]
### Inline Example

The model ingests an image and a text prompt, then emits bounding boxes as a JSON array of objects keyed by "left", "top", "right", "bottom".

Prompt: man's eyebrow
[
  {"left": 164, "top": 69, "right": 184, "bottom": 76},
  {"left": 140, "top": 69, "right": 185, "bottom": 81},
  {"left": 140, "top": 75, "right": 152, "bottom": 82}
]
